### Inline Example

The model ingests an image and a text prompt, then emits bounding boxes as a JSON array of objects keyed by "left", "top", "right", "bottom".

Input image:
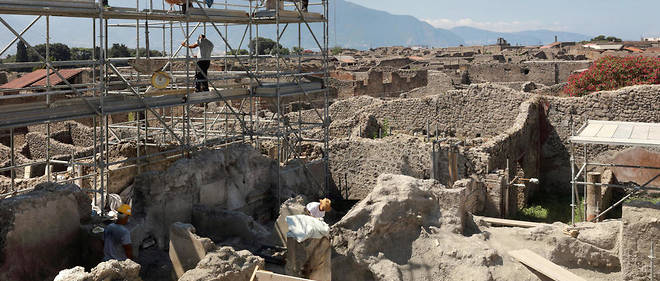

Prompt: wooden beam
[
  {"left": 509, "top": 249, "right": 587, "bottom": 281},
  {"left": 474, "top": 216, "right": 550, "bottom": 228},
  {"left": 249, "top": 269, "right": 313, "bottom": 281}
]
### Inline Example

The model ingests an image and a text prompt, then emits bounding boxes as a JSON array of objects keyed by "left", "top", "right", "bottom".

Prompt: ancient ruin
[{"left": 0, "top": 1, "right": 659, "bottom": 281}]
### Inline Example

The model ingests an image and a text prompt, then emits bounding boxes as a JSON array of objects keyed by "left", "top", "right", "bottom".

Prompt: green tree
[
  {"left": 248, "top": 37, "right": 282, "bottom": 55},
  {"left": 590, "top": 35, "right": 622, "bottom": 42},
  {"left": 131, "top": 48, "right": 164, "bottom": 58},
  {"left": 16, "top": 41, "right": 28, "bottom": 62},
  {"left": 331, "top": 46, "right": 343, "bottom": 55},
  {"left": 27, "top": 43, "right": 71, "bottom": 62},
  {"left": 292, "top": 46, "right": 304, "bottom": 55},
  {"left": 270, "top": 46, "right": 290, "bottom": 56},
  {"left": 227, "top": 49, "right": 249, "bottom": 55},
  {"left": 108, "top": 43, "right": 131, "bottom": 58},
  {"left": 605, "top": 36, "right": 622, "bottom": 42},
  {"left": 71, "top": 47, "right": 93, "bottom": 60}
]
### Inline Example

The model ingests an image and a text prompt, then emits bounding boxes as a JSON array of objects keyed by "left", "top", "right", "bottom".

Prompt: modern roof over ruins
[{"left": 570, "top": 120, "right": 660, "bottom": 147}]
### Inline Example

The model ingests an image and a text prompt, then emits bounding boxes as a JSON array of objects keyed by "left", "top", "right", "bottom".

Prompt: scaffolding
[
  {"left": 569, "top": 119, "right": 660, "bottom": 225},
  {"left": 0, "top": 0, "right": 331, "bottom": 213}
]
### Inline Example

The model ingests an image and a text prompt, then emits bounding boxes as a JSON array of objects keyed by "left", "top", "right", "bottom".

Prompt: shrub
[{"left": 564, "top": 56, "right": 660, "bottom": 97}]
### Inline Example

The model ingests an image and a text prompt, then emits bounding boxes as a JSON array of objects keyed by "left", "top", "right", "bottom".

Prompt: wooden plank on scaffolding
[
  {"left": 249, "top": 269, "right": 312, "bottom": 281},
  {"left": 474, "top": 216, "right": 550, "bottom": 228},
  {"left": 509, "top": 249, "right": 587, "bottom": 281}
]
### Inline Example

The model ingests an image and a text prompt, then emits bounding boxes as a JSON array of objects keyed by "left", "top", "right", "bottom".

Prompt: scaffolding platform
[
  {"left": 0, "top": 89, "right": 244, "bottom": 128},
  {"left": 0, "top": 0, "right": 331, "bottom": 206},
  {"left": 570, "top": 120, "right": 660, "bottom": 148},
  {"left": 0, "top": 0, "right": 325, "bottom": 24}
]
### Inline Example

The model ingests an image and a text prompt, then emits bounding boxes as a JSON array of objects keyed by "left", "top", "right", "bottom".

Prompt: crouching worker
[
  {"left": 103, "top": 204, "right": 133, "bottom": 261},
  {"left": 305, "top": 198, "right": 331, "bottom": 220}
]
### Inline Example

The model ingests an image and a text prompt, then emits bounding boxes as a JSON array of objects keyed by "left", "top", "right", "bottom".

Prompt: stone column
[{"left": 586, "top": 172, "right": 601, "bottom": 222}]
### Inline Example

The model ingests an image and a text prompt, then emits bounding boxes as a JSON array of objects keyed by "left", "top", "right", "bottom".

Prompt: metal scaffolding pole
[{"left": 0, "top": 0, "right": 330, "bottom": 204}]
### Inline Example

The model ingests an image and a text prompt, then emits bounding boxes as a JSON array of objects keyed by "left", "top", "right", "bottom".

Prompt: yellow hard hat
[
  {"left": 117, "top": 204, "right": 132, "bottom": 216},
  {"left": 320, "top": 198, "right": 331, "bottom": 212}
]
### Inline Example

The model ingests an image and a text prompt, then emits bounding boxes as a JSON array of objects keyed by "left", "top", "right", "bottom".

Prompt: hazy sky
[
  {"left": 1, "top": 0, "right": 658, "bottom": 56},
  {"left": 344, "top": 0, "right": 660, "bottom": 39}
]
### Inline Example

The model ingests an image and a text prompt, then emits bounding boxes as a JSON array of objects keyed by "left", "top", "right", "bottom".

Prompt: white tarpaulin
[{"left": 286, "top": 215, "right": 330, "bottom": 242}]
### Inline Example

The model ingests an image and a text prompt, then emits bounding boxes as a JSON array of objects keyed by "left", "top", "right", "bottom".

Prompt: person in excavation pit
[
  {"left": 305, "top": 198, "right": 331, "bottom": 221},
  {"left": 103, "top": 204, "right": 133, "bottom": 261}
]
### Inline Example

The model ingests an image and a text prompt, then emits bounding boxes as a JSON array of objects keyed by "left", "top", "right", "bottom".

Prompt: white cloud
[{"left": 423, "top": 18, "right": 568, "bottom": 33}]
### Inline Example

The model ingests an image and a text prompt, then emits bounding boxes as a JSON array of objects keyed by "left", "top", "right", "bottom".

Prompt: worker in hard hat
[
  {"left": 103, "top": 204, "right": 133, "bottom": 261},
  {"left": 305, "top": 198, "right": 331, "bottom": 220}
]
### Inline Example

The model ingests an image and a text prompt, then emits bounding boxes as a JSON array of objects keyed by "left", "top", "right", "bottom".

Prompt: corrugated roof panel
[
  {"left": 612, "top": 124, "right": 634, "bottom": 139},
  {"left": 0, "top": 69, "right": 47, "bottom": 89},
  {"left": 630, "top": 125, "right": 650, "bottom": 140},
  {"left": 571, "top": 120, "right": 660, "bottom": 147},
  {"left": 32, "top": 68, "right": 84, "bottom": 87}
]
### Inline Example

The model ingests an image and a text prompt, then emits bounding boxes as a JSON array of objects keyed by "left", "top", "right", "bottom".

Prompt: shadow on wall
[{"left": 539, "top": 103, "right": 572, "bottom": 194}]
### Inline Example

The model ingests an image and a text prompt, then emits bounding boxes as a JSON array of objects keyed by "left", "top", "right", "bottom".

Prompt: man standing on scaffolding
[{"left": 182, "top": 34, "right": 214, "bottom": 92}]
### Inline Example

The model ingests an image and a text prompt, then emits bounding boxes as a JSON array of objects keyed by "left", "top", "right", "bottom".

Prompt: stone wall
[
  {"left": 468, "top": 61, "right": 592, "bottom": 85},
  {"left": 329, "top": 84, "right": 532, "bottom": 139},
  {"left": 131, "top": 144, "right": 324, "bottom": 249},
  {"left": 541, "top": 85, "right": 660, "bottom": 191},
  {"left": 131, "top": 145, "right": 277, "bottom": 249},
  {"left": 0, "top": 182, "right": 91, "bottom": 281},
  {"left": 329, "top": 135, "right": 436, "bottom": 200},
  {"left": 330, "top": 69, "right": 428, "bottom": 99},
  {"left": 620, "top": 200, "right": 660, "bottom": 281},
  {"left": 326, "top": 84, "right": 541, "bottom": 203}
]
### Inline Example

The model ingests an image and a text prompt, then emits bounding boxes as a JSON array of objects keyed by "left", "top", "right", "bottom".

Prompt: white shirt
[
  {"left": 306, "top": 202, "right": 325, "bottom": 219},
  {"left": 197, "top": 38, "right": 214, "bottom": 60},
  {"left": 103, "top": 223, "right": 131, "bottom": 261}
]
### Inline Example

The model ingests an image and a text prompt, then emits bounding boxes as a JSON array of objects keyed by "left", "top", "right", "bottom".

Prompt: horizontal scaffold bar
[{"left": 0, "top": 1, "right": 326, "bottom": 24}]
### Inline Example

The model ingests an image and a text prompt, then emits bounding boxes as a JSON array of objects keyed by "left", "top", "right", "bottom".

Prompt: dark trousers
[
  {"left": 195, "top": 60, "right": 210, "bottom": 92},
  {"left": 181, "top": 2, "right": 193, "bottom": 13}
]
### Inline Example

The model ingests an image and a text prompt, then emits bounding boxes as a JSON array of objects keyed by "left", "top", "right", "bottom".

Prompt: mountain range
[{"left": 1, "top": 0, "right": 592, "bottom": 54}]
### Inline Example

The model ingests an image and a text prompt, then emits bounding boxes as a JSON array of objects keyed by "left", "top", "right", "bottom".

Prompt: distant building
[
  {"left": 582, "top": 43, "right": 623, "bottom": 50},
  {"left": 496, "top": 38, "right": 510, "bottom": 47},
  {"left": 540, "top": 42, "right": 576, "bottom": 49},
  {"left": 642, "top": 37, "right": 660, "bottom": 42}
]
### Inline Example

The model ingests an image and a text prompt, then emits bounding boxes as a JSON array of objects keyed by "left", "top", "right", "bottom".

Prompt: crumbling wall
[
  {"left": 329, "top": 135, "right": 438, "bottom": 200},
  {"left": 468, "top": 61, "right": 592, "bottom": 85},
  {"left": 331, "top": 174, "right": 491, "bottom": 281},
  {"left": 541, "top": 85, "right": 660, "bottom": 191},
  {"left": 466, "top": 98, "right": 541, "bottom": 205},
  {"left": 620, "top": 201, "right": 660, "bottom": 281},
  {"left": 131, "top": 144, "right": 277, "bottom": 249},
  {"left": 131, "top": 144, "right": 323, "bottom": 250},
  {"left": 0, "top": 182, "right": 91, "bottom": 281},
  {"left": 331, "top": 69, "right": 428, "bottom": 99},
  {"left": 330, "top": 84, "right": 531, "bottom": 139}
]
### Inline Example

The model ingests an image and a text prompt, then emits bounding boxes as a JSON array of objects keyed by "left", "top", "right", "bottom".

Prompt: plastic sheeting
[{"left": 286, "top": 215, "right": 330, "bottom": 242}]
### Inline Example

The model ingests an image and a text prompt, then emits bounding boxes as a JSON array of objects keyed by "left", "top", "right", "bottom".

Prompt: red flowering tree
[{"left": 564, "top": 56, "right": 660, "bottom": 97}]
